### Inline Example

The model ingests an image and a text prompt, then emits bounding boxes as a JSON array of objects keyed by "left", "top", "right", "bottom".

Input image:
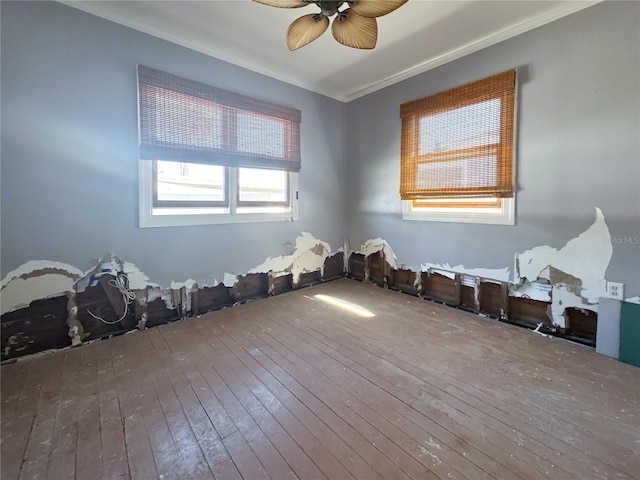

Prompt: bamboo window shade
[
  {"left": 399, "top": 70, "right": 516, "bottom": 200},
  {"left": 138, "top": 65, "right": 302, "bottom": 172}
]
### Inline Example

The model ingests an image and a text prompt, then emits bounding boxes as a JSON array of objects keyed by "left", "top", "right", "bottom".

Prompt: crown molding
[{"left": 60, "top": 0, "right": 603, "bottom": 103}]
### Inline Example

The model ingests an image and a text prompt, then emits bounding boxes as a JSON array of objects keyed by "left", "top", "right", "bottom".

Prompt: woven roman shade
[
  {"left": 138, "top": 66, "right": 302, "bottom": 172},
  {"left": 400, "top": 70, "right": 516, "bottom": 200}
]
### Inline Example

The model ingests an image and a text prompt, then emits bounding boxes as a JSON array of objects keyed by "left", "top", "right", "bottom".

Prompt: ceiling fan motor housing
[{"left": 313, "top": 1, "right": 346, "bottom": 17}]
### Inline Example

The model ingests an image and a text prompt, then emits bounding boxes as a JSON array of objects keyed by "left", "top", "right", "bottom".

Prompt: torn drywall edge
[
  {"left": 170, "top": 279, "right": 197, "bottom": 291},
  {"left": 516, "top": 207, "right": 611, "bottom": 304},
  {"left": 554, "top": 286, "right": 594, "bottom": 327},
  {"left": 515, "top": 208, "right": 612, "bottom": 328},
  {"left": 510, "top": 280, "right": 553, "bottom": 303},
  {"left": 75, "top": 254, "right": 158, "bottom": 293},
  {"left": 248, "top": 232, "right": 332, "bottom": 283},
  {"left": 1, "top": 274, "right": 77, "bottom": 315},
  {"left": 223, "top": 273, "right": 239, "bottom": 288},
  {"left": 361, "top": 238, "right": 399, "bottom": 269},
  {"left": 420, "top": 262, "right": 510, "bottom": 282},
  {"left": 123, "top": 261, "right": 157, "bottom": 291},
  {"left": 0, "top": 261, "right": 85, "bottom": 315},
  {"left": 1, "top": 260, "right": 84, "bottom": 288}
]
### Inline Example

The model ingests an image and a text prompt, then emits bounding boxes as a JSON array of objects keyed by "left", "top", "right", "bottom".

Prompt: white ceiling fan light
[{"left": 252, "top": 0, "right": 409, "bottom": 50}]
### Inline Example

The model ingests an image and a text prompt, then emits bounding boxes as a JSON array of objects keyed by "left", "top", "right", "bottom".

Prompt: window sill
[
  {"left": 402, "top": 198, "right": 515, "bottom": 225},
  {"left": 139, "top": 210, "right": 298, "bottom": 228}
]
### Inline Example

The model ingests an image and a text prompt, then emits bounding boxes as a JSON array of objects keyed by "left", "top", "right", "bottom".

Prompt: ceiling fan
[{"left": 252, "top": 0, "right": 409, "bottom": 51}]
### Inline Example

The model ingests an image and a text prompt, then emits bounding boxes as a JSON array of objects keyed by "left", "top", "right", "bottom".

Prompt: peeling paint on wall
[
  {"left": 248, "top": 232, "right": 332, "bottom": 284},
  {"left": 361, "top": 238, "right": 398, "bottom": 269},
  {"left": 516, "top": 208, "right": 611, "bottom": 303},
  {"left": 352, "top": 207, "right": 613, "bottom": 330},
  {"left": 1, "top": 231, "right": 344, "bottom": 359},
  {"left": 516, "top": 208, "right": 611, "bottom": 327},
  {"left": 1, "top": 261, "right": 84, "bottom": 315},
  {"left": 223, "top": 273, "right": 239, "bottom": 288}
]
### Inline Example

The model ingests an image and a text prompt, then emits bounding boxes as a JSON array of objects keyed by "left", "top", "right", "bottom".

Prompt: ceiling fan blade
[
  {"left": 252, "top": 0, "right": 309, "bottom": 8},
  {"left": 287, "top": 14, "right": 330, "bottom": 50},
  {"left": 349, "top": 0, "right": 408, "bottom": 18},
  {"left": 331, "top": 10, "right": 377, "bottom": 49}
]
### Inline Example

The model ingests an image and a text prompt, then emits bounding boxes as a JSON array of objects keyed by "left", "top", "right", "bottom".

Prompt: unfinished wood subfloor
[{"left": 2, "top": 278, "right": 639, "bottom": 480}]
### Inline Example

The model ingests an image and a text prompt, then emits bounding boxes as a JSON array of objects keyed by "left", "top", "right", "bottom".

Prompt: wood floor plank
[
  {"left": 126, "top": 329, "right": 211, "bottom": 480},
  {"left": 189, "top": 317, "right": 357, "bottom": 480},
  {"left": 278, "top": 297, "right": 577, "bottom": 480},
  {"left": 245, "top": 302, "right": 491, "bottom": 480},
  {"left": 207, "top": 312, "right": 413, "bottom": 480},
  {"left": 108, "top": 335, "right": 159, "bottom": 480},
  {"left": 94, "top": 339, "right": 130, "bottom": 480},
  {"left": 199, "top": 314, "right": 388, "bottom": 480},
  {"left": 333, "top": 283, "right": 638, "bottom": 443},
  {"left": 46, "top": 347, "right": 82, "bottom": 479},
  {"left": 0, "top": 355, "right": 42, "bottom": 480},
  {"left": 173, "top": 346, "right": 270, "bottom": 480},
  {"left": 265, "top": 301, "right": 546, "bottom": 480},
  {"left": 348, "top": 284, "right": 640, "bottom": 475},
  {"left": 160, "top": 321, "right": 327, "bottom": 480},
  {"left": 154, "top": 325, "right": 299, "bottom": 480},
  {"left": 74, "top": 343, "right": 105, "bottom": 480},
  {"left": 153, "top": 324, "right": 243, "bottom": 480},
  {"left": 17, "top": 350, "right": 65, "bottom": 480},
  {"left": 213, "top": 309, "right": 440, "bottom": 480},
  {"left": 2, "top": 278, "right": 639, "bottom": 480},
  {"left": 145, "top": 328, "right": 218, "bottom": 479},
  {"left": 302, "top": 281, "right": 640, "bottom": 478}
]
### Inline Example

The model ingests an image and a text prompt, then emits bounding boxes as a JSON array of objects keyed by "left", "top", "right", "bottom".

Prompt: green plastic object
[{"left": 619, "top": 301, "right": 640, "bottom": 368}]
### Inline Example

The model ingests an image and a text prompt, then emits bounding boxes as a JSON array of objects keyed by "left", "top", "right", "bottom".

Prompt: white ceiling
[{"left": 63, "top": 0, "right": 599, "bottom": 102}]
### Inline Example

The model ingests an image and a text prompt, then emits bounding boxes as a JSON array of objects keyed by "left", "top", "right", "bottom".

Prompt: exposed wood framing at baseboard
[
  {"left": 348, "top": 251, "right": 597, "bottom": 347},
  {"left": 1, "top": 252, "right": 346, "bottom": 361},
  {"left": 2, "top": 247, "right": 600, "bottom": 361}
]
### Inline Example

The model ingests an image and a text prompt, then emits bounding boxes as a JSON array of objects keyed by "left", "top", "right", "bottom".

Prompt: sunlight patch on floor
[{"left": 313, "top": 294, "right": 375, "bottom": 318}]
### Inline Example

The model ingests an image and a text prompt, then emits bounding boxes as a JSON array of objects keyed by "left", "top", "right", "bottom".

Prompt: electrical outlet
[{"left": 607, "top": 281, "right": 624, "bottom": 300}]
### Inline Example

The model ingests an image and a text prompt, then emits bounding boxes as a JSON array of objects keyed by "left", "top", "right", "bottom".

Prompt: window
[
  {"left": 137, "top": 66, "right": 301, "bottom": 227},
  {"left": 399, "top": 70, "right": 517, "bottom": 224}
]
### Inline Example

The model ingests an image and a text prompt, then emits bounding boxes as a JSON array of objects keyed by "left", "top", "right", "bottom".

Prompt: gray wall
[
  {"left": 1, "top": 1, "right": 347, "bottom": 287},
  {"left": 345, "top": 1, "right": 640, "bottom": 297},
  {"left": 2, "top": 1, "right": 639, "bottom": 298}
]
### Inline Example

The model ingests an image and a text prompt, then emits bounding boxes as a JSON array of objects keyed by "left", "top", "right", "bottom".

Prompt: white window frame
[
  {"left": 139, "top": 160, "right": 298, "bottom": 228},
  {"left": 402, "top": 196, "right": 515, "bottom": 225}
]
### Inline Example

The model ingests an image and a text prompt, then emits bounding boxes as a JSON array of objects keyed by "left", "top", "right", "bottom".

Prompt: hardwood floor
[{"left": 2, "top": 278, "right": 639, "bottom": 479}]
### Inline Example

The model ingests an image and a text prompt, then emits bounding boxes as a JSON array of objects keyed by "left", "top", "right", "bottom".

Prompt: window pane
[
  {"left": 238, "top": 168, "right": 288, "bottom": 203},
  {"left": 237, "top": 112, "right": 285, "bottom": 158},
  {"left": 156, "top": 161, "right": 225, "bottom": 203},
  {"left": 417, "top": 155, "right": 497, "bottom": 189},
  {"left": 419, "top": 98, "right": 501, "bottom": 154}
]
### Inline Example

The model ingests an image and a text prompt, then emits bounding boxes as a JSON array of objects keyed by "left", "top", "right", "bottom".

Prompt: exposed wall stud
[{"left": 66, "top": 291, "right": 84, "bottom": 346}]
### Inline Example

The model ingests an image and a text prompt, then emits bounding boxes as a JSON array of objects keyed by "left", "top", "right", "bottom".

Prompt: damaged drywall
[
  {"left": 353, "top": 207, "right": 613, "bottom": 330},
  {"left": 75, "top": 254, "right": 158, "bottom": 293},
  {"left": 510, "top": 280, "right": 552, "bottom": 303},
  {"left": 1, "top": 261, "right": 84, "bottom": 315},
  {"left": 420, "top": 262, "right": 510, "bottom": 282},
  {"left": 248, "top": 232, "right": 333, "bottom": 284},
  {"left": 361, "top": 238, "right": 399, "bottom": 269},
  {"left": 1, "top": 232, "right": 343, "bottom": 360},
  {"left": 516, "top": 208, "right": 611, "bottom": 326}
]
